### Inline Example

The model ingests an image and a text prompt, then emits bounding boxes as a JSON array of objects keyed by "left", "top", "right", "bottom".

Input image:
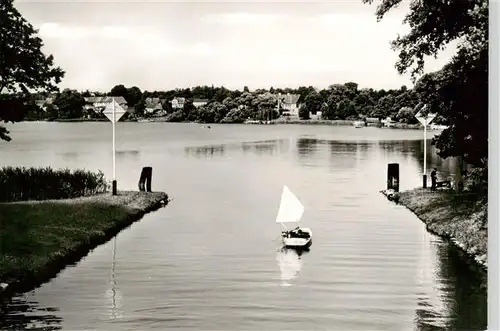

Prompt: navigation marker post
[
  {"left": 103, "top": 98, "right": 127, "bottom": 195},
  {"left": 415, "top": 105, "right": 436, "bottom": 188}
]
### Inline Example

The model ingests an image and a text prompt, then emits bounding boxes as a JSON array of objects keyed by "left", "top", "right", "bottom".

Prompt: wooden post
[
  {"left": 387, "top": 163, "right": 400, "bottom": 192},
  {"left": 138, "top": 167, "right": 153, "bottom": 192},
  {"left": 456, "top": 156, "right": 463, "bottom": 193}
]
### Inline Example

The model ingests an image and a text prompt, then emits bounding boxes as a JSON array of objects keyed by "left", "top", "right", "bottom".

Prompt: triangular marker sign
[{"left": 103, "top": 99, "right": 127, "bottom": 123}]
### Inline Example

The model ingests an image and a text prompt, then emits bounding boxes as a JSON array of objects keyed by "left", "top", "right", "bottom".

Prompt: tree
[
  {"left": 303, "top": 91, "right": 324, "bottom": 115},
  {"left": 396, "top": 106, "right": 416, "bottom": 124},
  {"left": 363, "top": 0, "right": 488, "bottom": 168},
  {"left": 109, "top": 84, "right": 127, "bottom": 98},
  {"left": 52, "top": 89, "right": 85, "bottom": 119},
  {"left": 298, "top": 104, "right": 310, "bottom": 120},
  {"left": 126, "top": 86, "right": 142, "bottom": 107},
  {"left": 0, "top": 0, "right": 65, "bottom": 141}
]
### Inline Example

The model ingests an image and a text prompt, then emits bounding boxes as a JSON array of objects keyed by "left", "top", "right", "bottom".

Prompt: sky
[{"left": 16, "top": 0, "right": 457, "bottom": 92}]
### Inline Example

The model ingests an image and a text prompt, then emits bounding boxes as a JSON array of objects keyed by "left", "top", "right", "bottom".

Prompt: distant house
[
  {"left": 381, "top": 116, "right": 395, "bottom": 127},
  {"left": 310, "top": 111, "right": 322, "bottom": 120},
  {"left": 83, "top": 96, "right": 128, "bottom": 117},
  {"left": 144, "top": 97, "right": 165, "bottom": 115},
  {"left": 171, "top": 97, "right": 185, "bottom": 109},
  {"left": 84, "top": 96, "right": 127, "bottom": 108},
  {"left": 193, "top": 98, "right": 208, "bottom": 108},
  {"left": 365, "top": 117, "right": 381, "bottom": 127},
  {"left": 279, "top": 93, "right": 300, "bottom": 117},
  {"left": 34, "top": 97, "right": 57, "bottom": 112}
]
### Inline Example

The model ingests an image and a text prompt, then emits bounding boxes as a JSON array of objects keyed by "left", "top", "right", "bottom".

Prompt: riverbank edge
[
  {"left": 381, "top": 188, "right": 487, "bottom": 270},
  {"left": 48, "top": 118, "right": 423, "bottom": 129},
  {"left": 0, "top": 191, "right": 169, "bottom": 300}
]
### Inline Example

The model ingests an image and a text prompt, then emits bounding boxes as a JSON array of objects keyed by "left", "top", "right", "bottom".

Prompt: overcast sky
[{"left": 16, "top": 0, "right": 456, "bottom": 92}]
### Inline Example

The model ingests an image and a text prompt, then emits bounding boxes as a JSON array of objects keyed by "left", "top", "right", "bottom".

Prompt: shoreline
[
  {"left": 0, "top": 191, "right": 169, "bottom": 300},
  {"left": 382, "top": 188, "right": 487, "bottom": 269},
  {"left": 42, "top": 118, "right": 424, "bottom": 130}
]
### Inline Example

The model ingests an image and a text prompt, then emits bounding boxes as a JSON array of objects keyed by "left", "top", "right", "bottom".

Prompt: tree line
[{"left": 23, "top": 81, "right": 443, "bottom": 126}]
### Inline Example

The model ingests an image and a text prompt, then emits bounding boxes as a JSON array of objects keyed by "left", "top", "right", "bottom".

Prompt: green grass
[{"left": 0, "top": 201, "right": 129, "bottom": 283}]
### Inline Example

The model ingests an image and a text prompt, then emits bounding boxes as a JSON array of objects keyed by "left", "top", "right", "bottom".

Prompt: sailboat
[{"left": 276, "top": 185, "right": 312, "bottom": 249}]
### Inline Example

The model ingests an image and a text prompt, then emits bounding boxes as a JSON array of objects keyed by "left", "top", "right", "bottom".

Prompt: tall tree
[
  {"left": 126, "top": 86, "right": 143, "bottom": 107},
  {"left": 109, "top": 84, "right": 128, "bottom": 98},
  {"left": 0, "top": 0, "right": 65, "bottom": 141},
  {"left": 52, "top": 89, "right": 85, "bottom": 119},
  {"left": 363, "top": 0, "right": 488, "bottom": 168}
]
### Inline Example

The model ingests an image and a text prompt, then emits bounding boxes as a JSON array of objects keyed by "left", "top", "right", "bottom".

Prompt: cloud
[
  {"left": 38, "top": 22, "right": 217, "bottom": 58},
  {"left": 39, "top": 22, "right": 131, "bottom": 39},
  {"left": 313, "top": 13, "right": 410, "bottom": 34},
  {"left": 201, "top": 12, "right": 288, "bottom": 25}
]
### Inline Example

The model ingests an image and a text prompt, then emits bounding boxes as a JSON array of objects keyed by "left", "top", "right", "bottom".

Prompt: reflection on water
[
  {"left": 412, "top": 239, "right": 487, "bottom": 330},
  {"left": 104, "top": 237, "right": 123, "bottom": 320},
  {"left": 241, "top": 139, "right": 285, "bottom": 156},
  {"left": 116, "top": 150, "right": 140, "bottom": 162},
  {"left": 184, "top": 144, "right": 225, "bottom": 158},
  {"left": 296, "top": 138, "right": 319, "bottom": 159},
  {"left": 59, "top": 151, "right": 79, "bottom": 161},
  {"left": 0, "top": 124, "right": 486, "bottom": 330},
  {"left": 0, "top": 298, "right": 62, "bottom": 330},
  {"left": 184, "top": 139, "right": 289, "bottom": 159},
  {"left": 276, "top": 248, "right": 308, "bottom": 287}
]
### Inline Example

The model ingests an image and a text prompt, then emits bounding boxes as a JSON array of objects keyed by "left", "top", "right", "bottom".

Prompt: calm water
[{"left": 0, "top": 122, "right": 486, "bottom": 331}]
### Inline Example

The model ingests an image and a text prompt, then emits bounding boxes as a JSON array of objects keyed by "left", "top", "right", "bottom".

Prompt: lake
[{"left": 0, "top": 122, "right": 487, "bottom": 331}]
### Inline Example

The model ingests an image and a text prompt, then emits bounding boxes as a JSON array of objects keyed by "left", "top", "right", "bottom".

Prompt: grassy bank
[
  {"left": 0, "top": 191, "right": 169, "bottom": 298},
  {"left": 393, "top": 188, "right": 487, "bottom": 268}
]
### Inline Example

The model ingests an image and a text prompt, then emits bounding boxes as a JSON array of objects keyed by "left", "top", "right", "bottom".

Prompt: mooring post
[
  {"left": 138, "top": 166, "right": 153, "bottom": 192},
  {"left": 387, "top": 163, "right": 400, "bottom": 192}
]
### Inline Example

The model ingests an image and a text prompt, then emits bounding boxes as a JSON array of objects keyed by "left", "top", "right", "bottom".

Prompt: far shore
[
  {"left": 382, "top": 188, "right": 487, "bottom": 269},
  {"left": 35, "top": 118, "right": 424, "bottom": 130},
  {"left": 0, "top": 191, "right": 169, "bottom": 299}
]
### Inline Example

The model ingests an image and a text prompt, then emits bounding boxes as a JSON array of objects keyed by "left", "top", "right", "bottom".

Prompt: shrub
[{"left": 0, "top": 166, "right": 108, "bottom": 202}]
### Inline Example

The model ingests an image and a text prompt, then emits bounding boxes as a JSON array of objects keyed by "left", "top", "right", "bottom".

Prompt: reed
[{"left": 0, "top": 166, "right": 108, "bottom": 202}]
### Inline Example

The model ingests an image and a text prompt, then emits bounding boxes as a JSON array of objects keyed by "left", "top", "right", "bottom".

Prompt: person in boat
[{"left": 289, "top": 227, "right": 309, "bottom": 239}]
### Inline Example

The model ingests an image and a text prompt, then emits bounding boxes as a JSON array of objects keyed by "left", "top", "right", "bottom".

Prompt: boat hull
[
  {"left": 283, "top": 238, "right": 312, "bottom": 249},
  {"left": 282, "top": 228, "right": 312, "bottom": 249}
]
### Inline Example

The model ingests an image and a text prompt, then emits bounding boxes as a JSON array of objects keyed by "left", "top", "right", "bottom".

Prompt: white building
[
  {"left": 193, "top": 98, "right": 208, "bottom": 108},
  {"left": 279, "top": 93, "right": 300, "bottom": 117},
  {"left": 171, "top": 97, "right": 185, "bottom": 109}
]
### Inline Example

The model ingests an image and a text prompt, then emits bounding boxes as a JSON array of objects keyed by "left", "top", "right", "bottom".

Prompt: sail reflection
[{"left": 276, "top": 248, "right": 308, "bottom": 287}]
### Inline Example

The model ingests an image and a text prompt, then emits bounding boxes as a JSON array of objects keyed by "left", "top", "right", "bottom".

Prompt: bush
[{"left": 0, "top": 166, "right": 108, "bottom": 202}]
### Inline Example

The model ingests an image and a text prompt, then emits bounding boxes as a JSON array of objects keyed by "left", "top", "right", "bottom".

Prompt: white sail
[{"left": 275, "top": 185, "right": 304, "bottom": 224}]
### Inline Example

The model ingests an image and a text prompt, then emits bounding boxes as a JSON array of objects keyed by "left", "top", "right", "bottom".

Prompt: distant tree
[
  {"left": 134, "top": 99, "right": 146, "bottom": 117},
  {"left": 126, "top": 86, "right": 142, "bottom": 107},
  {"left": 45, "top": 104, "right": 58, "bottom": 121},
  {"left": 52, "top": 89, "right": 85, "bottom": 119},
  {"left": 0, "top": 0, "right": 65, "bottom": 141},
  {"left": 301, "top": 91, "right": 324, "bottom": 117},
  {"left": 110, "top": 84, "right": 127, "bottom": 98},
  {"left": 298, "top": 104, "right": 310, "bottom": 120},
  {"left": 243, "top": 86, "right": 250, "bottom": 93},
  {"left": 395, "top": 106, "right": 416, "bottom": 124},
  {"left": 214, "top": 86, "right": 231, "bottom": 102}
]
